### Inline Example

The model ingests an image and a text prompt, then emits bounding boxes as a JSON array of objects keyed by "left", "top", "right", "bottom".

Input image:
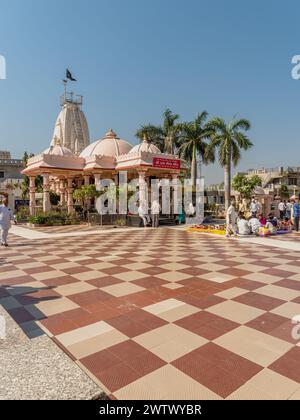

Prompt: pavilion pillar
[
  {"left": 84, "top": 175, "right": 90, "bottom": 209},
  {"left": 42, "top": 173, "right": 51, "bottom": 213},
  {"left": 112, "top": 172, "right": 119, "bottom": 186},
  {"left": 94, "top": 173, "right": 102, "bottom": 192},
  {"left": 172, "top": 173, "right": 181, "bottom": 215},
  {"left": 29, "top": 176, "right": 36, "bottom": 216},
  {"left": 60, "top": 179, "right": 66, "bottom": 206},
  {"left": 67, "top": 178, "right": 74, "bottom": 214},
  {"left": 55, "top": 180, "right": 60, "bottom": 195},
  {"left": 138, "top": 171, "right": 148, "bottom": 211}
]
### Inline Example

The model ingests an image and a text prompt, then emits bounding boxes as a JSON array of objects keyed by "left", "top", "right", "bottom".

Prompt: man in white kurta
[{"left": 0, "top": 198, "right": 14, "bottom": 246}]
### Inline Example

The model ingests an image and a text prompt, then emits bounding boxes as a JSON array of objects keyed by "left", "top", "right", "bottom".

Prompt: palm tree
[
  {"left": 136, "top": 109, "right": 182, "bottom": 154},
  {"left": 208, "top": 117, "right": 253, "bottom": 210},
  {"left": 178, "top": 112, "right": 215, "bottom": 188}
]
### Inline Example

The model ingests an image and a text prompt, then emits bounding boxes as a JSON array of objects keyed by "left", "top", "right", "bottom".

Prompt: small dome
[
  {"left": 129, "top": 135, "right": 161, "bottom": 154},
  {"left": 43, "top": 137, "right": 74, "bottom": 156},
  {"left": 80, "top": 129, "right": 132, "bottom": 158}
]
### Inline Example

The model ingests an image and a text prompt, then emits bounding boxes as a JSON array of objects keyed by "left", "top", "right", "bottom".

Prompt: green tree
[
  {"left": 178, "top": 112, "right": 215, "bottom": 188},
  {"left": 280, "top": 184, "right": 289, "bottom": 199},
  {"left": 207, "top": 118, "right": 253, "bottom": 210},
  {"left": 73, "top": 185, "right": 100, "bottom": 211},
  {"left": 232, "top": 174, "right": 262, "bottom": 199},
  {"left": 136, "top": 109, "right": 182, "bottom": 154}
]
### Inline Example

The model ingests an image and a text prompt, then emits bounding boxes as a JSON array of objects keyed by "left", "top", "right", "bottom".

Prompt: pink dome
[
  {"left": 129, "top": 135, "right": 161, "bottom": 154},
  {"left": 80, "top": 129, "right": 132, "bottom": 158},
  {"left": 43, "top": 138, "right": 74, "bottom": 157}
]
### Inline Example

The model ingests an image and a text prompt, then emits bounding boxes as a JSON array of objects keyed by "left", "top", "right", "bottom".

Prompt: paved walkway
[
  {"left": 0, "top": 305, "right": 105, "bottom": 400},
  {"left": 1, "top": 227, "right": 300, "bottom": 399}
]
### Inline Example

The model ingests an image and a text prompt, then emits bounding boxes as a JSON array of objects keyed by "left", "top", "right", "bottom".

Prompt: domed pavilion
[{"left": 23, "top": 91, "right": 187, "bottom": 216}]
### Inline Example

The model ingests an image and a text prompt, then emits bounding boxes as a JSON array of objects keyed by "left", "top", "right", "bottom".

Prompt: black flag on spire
[{"left": 66, "top": 69, "right": 77, "bottom": 82}]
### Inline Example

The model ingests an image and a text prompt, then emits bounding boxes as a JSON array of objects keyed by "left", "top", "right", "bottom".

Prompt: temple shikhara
[{"left": 23, "top": 89, "right": 187, "bottom": 215}]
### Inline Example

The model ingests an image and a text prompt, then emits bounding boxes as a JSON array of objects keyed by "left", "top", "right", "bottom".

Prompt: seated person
[
  {"left": 248, "top": 215, "right": 261, "bottom": 235},
  {"left": 237, "top": 212, "right": 251, "bottom": 235},
  {"left": 266, "top": 214, "right": 277, "bottom": 234},
  {"left": 259, "top": 213, "right": 267, "bottom": 226},
  {"left": 280, "top": 217, "right": 291, "bottom": 231}
]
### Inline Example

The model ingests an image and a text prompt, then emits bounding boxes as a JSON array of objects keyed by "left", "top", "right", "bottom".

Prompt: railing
[{"left": 0, "top": 159, "right": 22, "bottom": 165}]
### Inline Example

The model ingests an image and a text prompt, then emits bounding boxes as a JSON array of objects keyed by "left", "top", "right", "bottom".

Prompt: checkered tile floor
[
  {"left": 1, "top": 229, "right": 300, "bottom": 400},
  {"left": 21, "top": 224, "right": 114, "bottom": 234}
]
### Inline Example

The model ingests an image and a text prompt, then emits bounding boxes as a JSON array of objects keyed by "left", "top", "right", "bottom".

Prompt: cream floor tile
[
  {"left": 67, "top": 329, "right": 128, "bottom": 359},
  {"left": 255, "top": 285, "right": 300, "bottom": 301},
  {"left": 31, "top": 270, "right": 67, "bottom": 281},
  {"left": 0, "top": 270, "right": 26, "bottom": 280},
  {"left": 134, "top": 324, "right": 189, "bottom": 349},
  {"left": 233, "top": 264, "right": 266, "bottom": 272},
  {"left": 16, "top": 262, "right": 47, "bottom": 269},
  {"left": 228, "top": 257, "right": 257, "bottom": 264},
  {"left": 101, "top": 282, "right": 145, "bottom": 297},
  {"left": 115, "top": 365, "right": 221, "bottom": 400},
  {"left": 214, "top": 326, "right": 292, "bottom": 367},
  {"left": 199, "top": 272, "right": 236, "bottom": 283},
  {"left": 49, "top": 262, "right": 81, "bottom": 270},
  {"left": 38, "top": 255, "right": 68, "bottom": 262},
  {"left": 122, "top": 262, "right": 152, "bottom": 270},
  {"left": 56, "top": 321, "right": 114, "bottom": 347},
  {"left": 158, "top": 263, "right": 190, "bottom": 271},
  {"left": 113, "top": 271, "right": 148, "bottom": 281},
  {"left": 158, "top": 304, "right": 200, "bottom": 322},
  {"left": 154, "top": 272, "right": 192, "bottom": 282},
  {"left": 35, "top": 297, "right": 79, "bottom": 317},
  {"left": 162, "top": 283, "right": 185, "bottom": 290},
  {"left": 55, "top": 281, "right": 96, "bottom": 296},
  {"left": 72, "top": 271, "right": 107, "bottom": 281},
  {"left": 144, "top": 299, "right": 185, "bottom": 315},
  {"left": 289, "top": 388, "right": 300, "bottom": 400},
  {"left": 243, "top": 273, "right": 282, "bottom": 284},
  {"left": 240, "top": 369, "right": 300, "bottom": 400},
  {"left": 273, "top": 264, "right": 300, "bottom": 274},
  {"left": 215, "top": 287, "right": 248, "bottom": 299},
  {"left": 151, "top": 331, "right": 207, "bottom": 362},
  {"left": 288, "top": 273, "right": 300, "bottom": 281},
  {"left": 265, "top": 257, "right": 295, "bottom": 265},
  {"left": 196, "top": 263, "right": 228, "bottom": 272},
  {"left": 87, "top": 262, "right": 116, "bottom": 270},
  {"left": 160, "top": 256, "right": 190, "bottom": 263},
  {"left": 227, "top": 383, "right": 275, "bottom": 400},
  {"left": 207, "top": 300, "right": 264, "bottom": 324},
  {"left": 271, "top": 302, "right": 300, "bottom": 319}
]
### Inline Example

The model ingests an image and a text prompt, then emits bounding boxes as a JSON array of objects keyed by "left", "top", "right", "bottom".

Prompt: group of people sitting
[
  {"left": 226, "top": 197, "right": 300, "bottom": 238},
  {"left": 235, "top": 212, "right": 279, "bottom": 237}
]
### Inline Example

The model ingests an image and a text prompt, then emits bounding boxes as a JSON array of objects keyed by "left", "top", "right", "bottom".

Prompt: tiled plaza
[{"left": 1, "top": 227, "right": 300, "bottom": 400}]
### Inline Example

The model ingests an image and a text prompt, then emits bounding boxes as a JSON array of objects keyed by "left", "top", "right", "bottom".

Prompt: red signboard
[{"left": 153, "top": 157, "right": 181, "bottom": 170}]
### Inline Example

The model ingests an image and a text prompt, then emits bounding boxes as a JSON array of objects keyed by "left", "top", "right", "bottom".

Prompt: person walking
[
  {"left": 286, "top": 200, "right": 292, "bottom": 220},
  {"left": 291, "top": 199, "right": 300, "bottom": 232},
  {"left": 250, "top": 198, "right": 259, "bottom": 218},
  {"left": 226, "top": 200, "right": 238, "bottom": 238},
  {"left": 138, "top": 203, "right": 150, "bottom": 228},
  {"left": 0, "top": 197, "right": 14, "bottom": 247},
  {"left": 278, "top": 200, "right": 286, "bottom": 220},
  {"left": 151, "top": 199, "right": 160, "bottom": 228}
]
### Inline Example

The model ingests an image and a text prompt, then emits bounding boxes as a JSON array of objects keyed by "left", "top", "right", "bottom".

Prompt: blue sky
[{"left": 0, "top": 0, "right": 300, "bottom": 183}]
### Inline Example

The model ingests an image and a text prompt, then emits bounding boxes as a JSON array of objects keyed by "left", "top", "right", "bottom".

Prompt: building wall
[{"left": 0, "top": 151, "right": 23, "bottom": 181}]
